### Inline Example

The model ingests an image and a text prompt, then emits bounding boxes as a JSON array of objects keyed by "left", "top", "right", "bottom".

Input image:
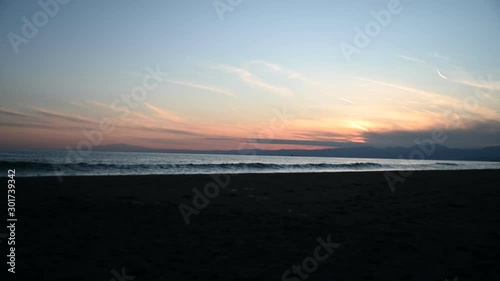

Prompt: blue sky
[{"left": 1, "top": 0, "right": 499, "bottom": 149}]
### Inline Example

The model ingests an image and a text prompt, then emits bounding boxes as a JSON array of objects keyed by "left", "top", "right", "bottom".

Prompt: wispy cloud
[
  {"left": 395, "top": 54, "right": 425, "bottom": 64},
  {"left": 86, "top": 100, "right": 153, "bottom": 122},
  {"left": 144, "top": 103, "right": 185, "bottom": 123},
  {"left": 129, "top": 124, "right": 200, "bottom": 137},
  {"left": 249, "top": 60, "right": 314, "bottom": 83},
  {"left": 430, "top": 52, "right": 450, "bottom": 61},
  {"left": 360, "top": 78, "right": 459, "bottom": 105},
  {"left": 0, "top": 108, "right": 36, "bottom": 119},
  {"left": 213, "top": 64, "right": 293, "bottom": 97},
  {"left": 453, "top": 78, "right": 500, "bottom": 92},
  {"left": 339, "top": 97, "right": 356, "bottom": 104},
  {"left": 34, "top": 108, "right": 95, "bottom": 125},
  {"left": 64, "top": 100, "right": 89, "bottom": 109},
  {"left": 166, "top": 80, "right": 236, "bottom": 97},
  {"left": 361, "top": 78, "right": 499, "bottom": 128}
]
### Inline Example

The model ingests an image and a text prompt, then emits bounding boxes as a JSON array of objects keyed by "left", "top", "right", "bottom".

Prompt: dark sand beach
[{"left": 7, "top": 170, "right": 500, "bottom": 280}]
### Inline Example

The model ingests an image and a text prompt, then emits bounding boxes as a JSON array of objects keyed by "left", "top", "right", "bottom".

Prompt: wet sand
[{"left": 6, "top": 170, "right": 500, "bottom": 280}]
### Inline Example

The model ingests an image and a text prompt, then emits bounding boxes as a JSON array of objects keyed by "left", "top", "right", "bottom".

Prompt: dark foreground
[{"left": 3, "top": 170, "right": 500, "bottom": 280}]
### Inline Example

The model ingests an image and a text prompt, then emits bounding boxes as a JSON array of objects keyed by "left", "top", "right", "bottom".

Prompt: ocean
[{"left": 1, "top": 150, "right": 500, "bottom": 177}]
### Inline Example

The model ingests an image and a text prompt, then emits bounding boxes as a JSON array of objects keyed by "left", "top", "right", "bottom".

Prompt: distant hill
[
  {"left": 94, "top": 144, "right": 500, "bottom": 162},
  {"left": 94, "top": 143, "right": 155, "bottom": 152}
]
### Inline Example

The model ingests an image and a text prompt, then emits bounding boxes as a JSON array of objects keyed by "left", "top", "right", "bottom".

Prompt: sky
[{"left": 1, "top": 0, "right": 500, "bottom": 150}]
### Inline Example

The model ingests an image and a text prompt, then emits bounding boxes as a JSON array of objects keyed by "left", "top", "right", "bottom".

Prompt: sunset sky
[{"left": 1, "top": 0, "right": 500, "bottom": 150}]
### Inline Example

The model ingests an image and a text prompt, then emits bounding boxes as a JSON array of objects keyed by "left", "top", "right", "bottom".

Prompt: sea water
[{"left": 1, "top": 150, "right": 500, "bottom": 177}]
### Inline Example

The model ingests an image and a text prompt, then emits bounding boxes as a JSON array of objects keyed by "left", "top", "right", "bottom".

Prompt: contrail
[
  {"left": 436, "top": 68, "right": 448, "bottom": 80},
  {"left": 339, "top": 97, "right": 356, "bottom": 104}
]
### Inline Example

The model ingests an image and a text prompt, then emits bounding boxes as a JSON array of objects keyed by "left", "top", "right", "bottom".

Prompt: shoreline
[{"left": 11, "top": 167, "right": 500, "bottom": 178}]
